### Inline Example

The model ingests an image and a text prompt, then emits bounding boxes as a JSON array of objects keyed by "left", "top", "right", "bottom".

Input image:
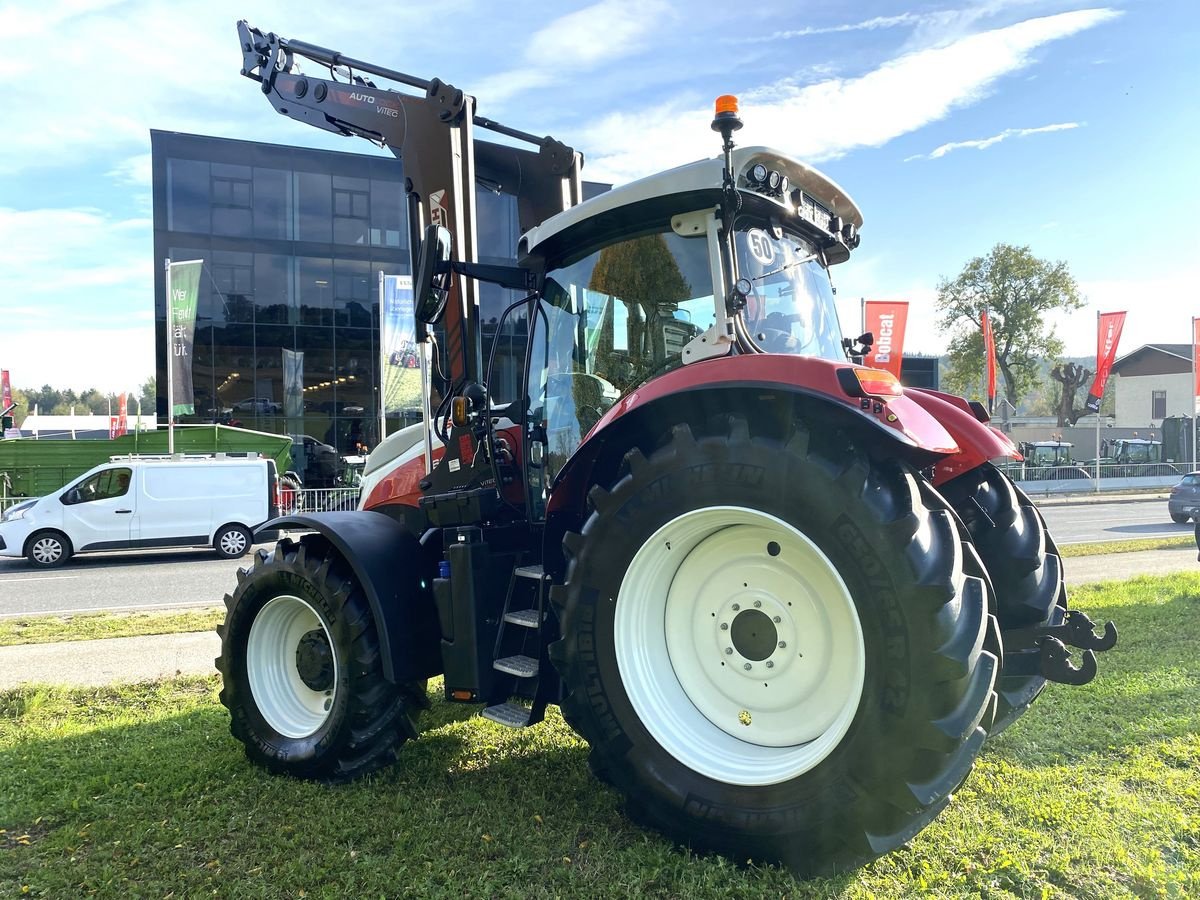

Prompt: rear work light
[{"left": 836, "top": 367, "right": 904, "bottom": 399}]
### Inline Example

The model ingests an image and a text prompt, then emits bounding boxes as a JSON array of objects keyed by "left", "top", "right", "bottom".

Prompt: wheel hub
[
  {"left": 614, "top": 506, "right": 865, "bottom": 786},
  {"left": 296, "top": 629, "right": 334, "bottom": 691},
  {"left": 246, "top": 594, "right": 338, "bottom": 739}
]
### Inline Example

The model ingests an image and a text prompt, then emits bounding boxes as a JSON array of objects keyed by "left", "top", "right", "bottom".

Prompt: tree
[
  {"left": 936, "top": 244, "right": 1083, "bottom": 409},
  {"left": 1050, "top": 361, "right": 1094, "bottom": 427}
]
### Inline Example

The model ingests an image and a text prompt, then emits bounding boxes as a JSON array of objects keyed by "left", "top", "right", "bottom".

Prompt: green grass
[
  {"left": 1060, "top": 535, "right": 1193, "bottom": 557},
  {"left": 0, "top": 609, "right": 224, "bottom": 647},
  {"left": 2, "top": 575, "right": 1199, "bottom": 897}
]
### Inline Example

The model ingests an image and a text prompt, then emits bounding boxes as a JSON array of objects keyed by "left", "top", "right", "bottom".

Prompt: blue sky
[{"left": 1, "top": 0, "right": 1196, "bottom": 393}]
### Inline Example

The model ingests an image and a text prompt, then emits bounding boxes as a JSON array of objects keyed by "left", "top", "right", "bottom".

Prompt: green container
[{"left": 0, "top": 425, "right": 293, "bottom": 500}]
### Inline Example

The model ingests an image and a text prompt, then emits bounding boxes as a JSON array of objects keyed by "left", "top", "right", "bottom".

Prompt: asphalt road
[
  {"left": 1040, "top": 498, "right": 1189, "bottom": 545},
  {"left": 0, "top": 547, "right": 247, "bottom": 618},
  {"left": 0, "top": 498, "right": 1190, "bottom": 618}
]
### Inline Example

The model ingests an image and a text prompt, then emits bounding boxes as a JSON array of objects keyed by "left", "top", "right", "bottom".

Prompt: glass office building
[{"left": 150, "top": 130, "right": 525, "bottom": 457}]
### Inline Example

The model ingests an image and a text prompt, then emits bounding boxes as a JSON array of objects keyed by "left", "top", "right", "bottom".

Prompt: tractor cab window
[
  {"left": 532, "top": 229, "right": 716, "bottom": 484},
  {"left": 735, "top": 226, "right": 844, "bottom": 362}
]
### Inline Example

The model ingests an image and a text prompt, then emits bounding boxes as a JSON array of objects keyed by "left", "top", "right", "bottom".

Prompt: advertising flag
[
  {"left": 118, "top": 392, "right": 128, "bottom": 437},
  {"left": 1, "top": 369, "right": 18, "bottom": 438},
  {"left": 380, "top": 274, "right": 421, "bottom": 415},
  {"left": 1085, "top": 311, "right": 1126, "bottom": 413},
  {"left": 1193, "top": 318, "right": 1200, "bottom": 399},
  {"left": 862, "top": 300, "right": 908, "bottom": 379},
  {"left": 283, "top": 349, "right": 305, "bottom": 420},
  {"left": 982, "top": 308, "right": 998, "bottom": 414},
  {"left": 168, "top": 260, "right": 203, "bottom": 417}
]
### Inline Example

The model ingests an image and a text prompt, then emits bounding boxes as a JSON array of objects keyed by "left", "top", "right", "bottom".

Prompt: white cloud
[
  {"left": 471, "top": 0, "right": 672, "bottom": 104},
  {"left": 743, "top": 13, "right": 923, "bottom": 42},
  {"left": 905, "top": 122, "right": 1081, "bottom": 161},
  {"left": 2, "top": 325, "right": 154, "bottom": 394},
  {"left": 107, "top": 153, "right": 153, "bottom": 187},
  {"left": 580, "top": 8, "right": 1119, "bottom": 184}
]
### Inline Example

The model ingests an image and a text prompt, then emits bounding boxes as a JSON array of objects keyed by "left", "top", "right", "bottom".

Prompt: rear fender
[
  {"left": 906, "top": 389, "right": 1020, "bottom": 486},
  {"left": 542, "top": 369, "right": 960, "bottom": 582},
  {"left": 255, "top": 511, "right": 442, "bottom": 683}
]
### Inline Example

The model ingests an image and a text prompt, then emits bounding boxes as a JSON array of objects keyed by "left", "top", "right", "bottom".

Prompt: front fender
[
  {"left": 907, "top": 389, "right": 1020, "bottom": 485},
  {"left": 256, "top": 511, "right": 442, "bottom": 683},
  {"left": 542, "top": 356, "right": 964, "bottom": 581}
]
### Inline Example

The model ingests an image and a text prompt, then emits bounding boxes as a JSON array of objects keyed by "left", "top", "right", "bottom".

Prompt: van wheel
[
  {"left": 27, "top": 530, "right": 73, "bottom": 568},
  {"left": 215, "top": 524, "right": 252, "bottom": 559}
]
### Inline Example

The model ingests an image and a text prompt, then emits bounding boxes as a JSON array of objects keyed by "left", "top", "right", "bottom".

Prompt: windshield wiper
[{"left": 751, "top": 250, "right": 819, "bottom": 281}]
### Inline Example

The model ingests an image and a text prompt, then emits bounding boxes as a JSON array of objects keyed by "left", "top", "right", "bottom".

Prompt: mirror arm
[{"left": 449, "top": 261, "right": 536, "bottom": 292}]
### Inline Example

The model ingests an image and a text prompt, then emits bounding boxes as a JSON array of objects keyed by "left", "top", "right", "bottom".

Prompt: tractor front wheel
[
  {"left": 216, "top": 535, "right": 427, "bottom": 781},
  {"left": 551, "top": 418, "right": 997, "bottom": 874},
  {"left": 941, "top": 463, "right": 1066, "bottom": 733}
]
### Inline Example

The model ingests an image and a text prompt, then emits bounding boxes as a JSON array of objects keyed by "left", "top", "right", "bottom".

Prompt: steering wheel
[{"left": 755, "top": 327, "right": 797, "bottom": 353}]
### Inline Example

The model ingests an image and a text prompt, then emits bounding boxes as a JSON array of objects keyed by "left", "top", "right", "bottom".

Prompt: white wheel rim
[
  {"left": 221, "top": 529, "right": 248, "bottom": 555},
  {"left": 32, "top": 537, "right": 62, "bottom": 564},
  {"left": 614, "top": 506, "right": 865, "bottom": 786},
  {"left": 247, "top": 594, "right": 338, "bottom": 738}
]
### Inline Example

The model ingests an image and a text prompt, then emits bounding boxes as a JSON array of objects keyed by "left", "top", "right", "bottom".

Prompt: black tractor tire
[
  {"left": 216, "top": 535, "right": 428, "bottom": 782},
  {"left": 26, "top": 530, "right": 73, "bottom": 568},
  {"left": 940, "top": 463, "right": 1066, "bottom": 734},
  {"left": 213, "top": 523, "right": 253, "bottom": 559},
  {"left": 549, "top": 418, "right": 997, "bottom": 875}
]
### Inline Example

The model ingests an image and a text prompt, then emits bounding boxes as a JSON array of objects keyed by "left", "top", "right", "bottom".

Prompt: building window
[
  {"left": 1152, "top": 390, "right": 1167, "bottom": 419},
  {"left": 333, "top": 175, "right": 370, "bottom": 245}
]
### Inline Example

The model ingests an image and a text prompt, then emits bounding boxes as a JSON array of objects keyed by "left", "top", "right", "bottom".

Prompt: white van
[{"left": 0, "top": 456, "right": 280, "bottom": 568}]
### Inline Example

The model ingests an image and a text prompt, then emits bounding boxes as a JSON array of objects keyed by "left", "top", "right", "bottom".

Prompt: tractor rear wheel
[
  {"left": 940, "top": 463, "right": 1066, "bottom": 733},
  {"left": 550, "top": 418, "right": 997, "bottom": 874},
  {"left": 216, "top": 535, "right": 427, "bottom": 781}
]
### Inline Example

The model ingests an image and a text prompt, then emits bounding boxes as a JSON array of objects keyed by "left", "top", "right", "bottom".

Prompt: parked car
[
  {"left": 0, "top": 456, "right": 280, "bottom": 567},
  {"left": 232, "top": 397, "right": 282, "bottom": 414},
  {"left": 1167, "top": 471, "right": 1200, "bottom": 523}
]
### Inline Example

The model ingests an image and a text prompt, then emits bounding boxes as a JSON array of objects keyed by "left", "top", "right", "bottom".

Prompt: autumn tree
[
  {"left": 936, "top": 244, "right": 1083, "bottom": 409},
  {"left": 1050, "top": 361, "right": 1093, "bottom": 427}
]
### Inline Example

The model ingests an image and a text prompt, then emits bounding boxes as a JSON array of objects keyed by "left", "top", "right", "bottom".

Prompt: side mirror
[
  {"left": 414, "top": 223, "right": 452, "bottom": 324},
  {"left": 63, "top": 488, "right": 81, "bottom": 505}
]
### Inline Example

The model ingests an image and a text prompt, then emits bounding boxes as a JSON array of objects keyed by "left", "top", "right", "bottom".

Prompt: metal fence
[{"left": 282, "top": 487, "right": 362, "bottom": 514}]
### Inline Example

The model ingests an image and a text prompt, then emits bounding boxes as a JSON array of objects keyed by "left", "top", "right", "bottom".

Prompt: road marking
[
  {"left": 0, "top": 600, "right": 218, "bottom": 619},
  {"left": 0, "top": 575, "right": 81, "bottom": 583}
]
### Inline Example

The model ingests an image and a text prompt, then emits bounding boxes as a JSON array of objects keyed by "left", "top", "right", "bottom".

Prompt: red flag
[
  {"left": 862, "top": 300, "right": 908, "bottom": 379},
  {"left": 1, "top": 369, "right": 11, "bottom": 410},
  {"left": 981, "top": 309, "right": 998, "bottom": 414},
  {"left": 1085, "top": 311, "right": 1126, "bottom": 413},
  {"left": 1193, "top": 319, "right": 1200, "bottom": 398},
  {"left": 117, "top": 392, "right": 128, "bottom": 438}
]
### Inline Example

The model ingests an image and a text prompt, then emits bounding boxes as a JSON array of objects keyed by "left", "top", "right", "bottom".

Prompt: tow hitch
[{"left": 1002, "top": 610, "right": 1118, "bottom": 687}]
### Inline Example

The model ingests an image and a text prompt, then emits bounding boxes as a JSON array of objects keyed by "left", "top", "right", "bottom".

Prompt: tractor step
[
  {"left": 514, "top": 564, "right": 545, "bottom": 580},
  {"left": 503, "top": 608, "right": 540, "bottom": 628},
  {"left": 482, "top": 700, "right": 538, "bottom": 728},
  {"left": 494, "top": 654, "right": 538, "bottom": 678}
]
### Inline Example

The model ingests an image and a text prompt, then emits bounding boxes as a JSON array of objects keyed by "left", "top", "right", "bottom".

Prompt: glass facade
[{"left": 151, "top": 130, "right": 523, "bottom": 460}]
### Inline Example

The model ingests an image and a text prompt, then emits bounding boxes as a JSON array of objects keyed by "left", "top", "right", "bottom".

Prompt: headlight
[{"left": 2, "top": 501, "right": 35, "bottom": 522}]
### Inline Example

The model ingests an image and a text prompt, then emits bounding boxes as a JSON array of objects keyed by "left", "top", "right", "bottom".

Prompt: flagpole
[
  {"left": 1193, "top": 317, "right": 1197, "bottom": 474},
  {"left": 165, "top": 258, "right": 175, "bottom": 455},
  {"left": 1095, "top": 310, "right": 1101, "bottom": 492},
  {"left": 379, "top": 270, "right": 387, "bottom": 443}
]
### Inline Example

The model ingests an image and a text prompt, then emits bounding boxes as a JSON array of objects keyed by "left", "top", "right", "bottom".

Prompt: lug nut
[
  {"left": 725, "top": 647, "right": 733, "bottom": 655},
  {"left": 773, "top": 616, "right": 781, "bottom": 623},
  {"left": 732, "top": 603, "right": 740, "bottom": 611},
  {"left": 754, "top": 600, "right": 762, "bottom": 608},
  {"left": 743, "top": 663, "right": 752, "bottom": 671},
  {"left": 720, "top": 623, "right": 728, "bottom": 631},
  {"left": 766, "top": 661, "right": 774, "bottom": 669},
  {"left": 778, "top": 641, "right": 787, "bottom": 649}
]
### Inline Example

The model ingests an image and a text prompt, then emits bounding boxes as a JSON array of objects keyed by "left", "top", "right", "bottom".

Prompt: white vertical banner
[{"left": 380, "top": 274, "right": 418, "bottom": 418}]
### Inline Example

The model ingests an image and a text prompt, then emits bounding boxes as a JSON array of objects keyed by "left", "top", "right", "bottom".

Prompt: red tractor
[{"left": 218, "top": 22, "right": 1116, "bottom": 875}]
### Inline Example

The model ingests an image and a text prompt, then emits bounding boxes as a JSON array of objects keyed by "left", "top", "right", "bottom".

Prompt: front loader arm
[{"left": 237, "top": 21, "right": 584, "bottom": 385}]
